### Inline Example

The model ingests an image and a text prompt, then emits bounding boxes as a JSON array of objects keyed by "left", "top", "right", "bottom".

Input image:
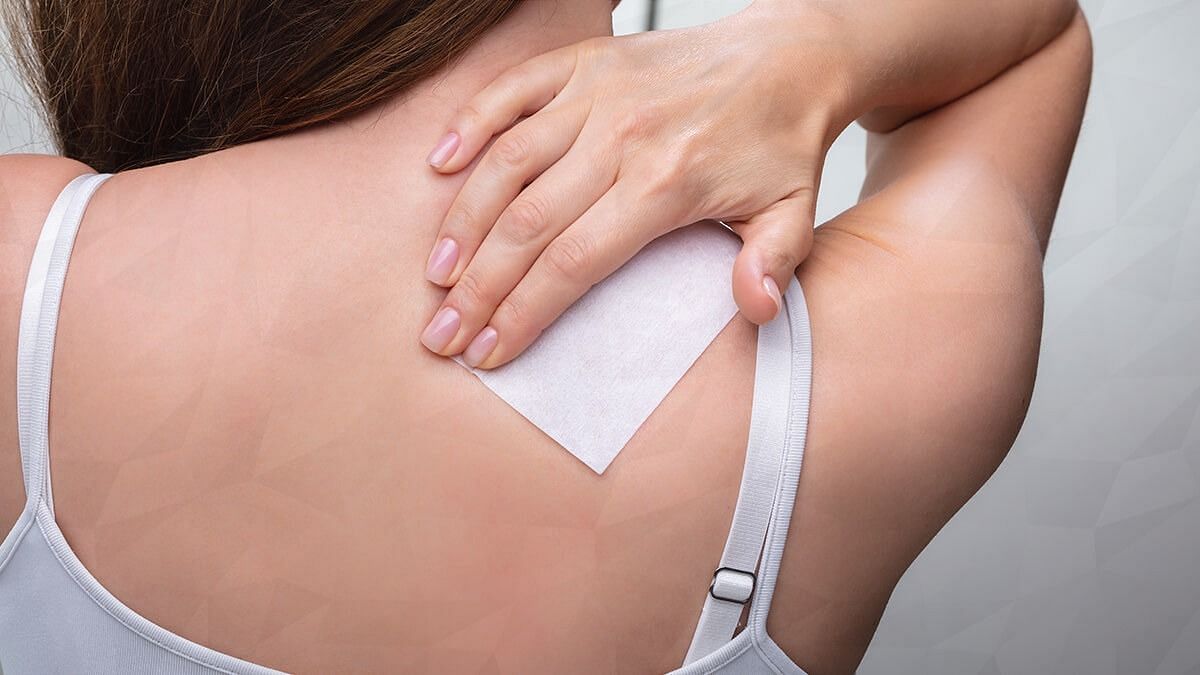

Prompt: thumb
[{"left": 729, "top": 191, "right": 815, "bottom": 324}]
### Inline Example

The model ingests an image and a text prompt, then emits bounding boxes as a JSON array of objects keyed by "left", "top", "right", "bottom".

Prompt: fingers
[
  {"left": 729, "top": 189, "right": 817, "bottom": 324},
  {"left": 464, "top": 184, "right": 677, "bottom": 369},
  {"left": 421, "top": 140, "right": 620, "bottom": 359},
  {"left": 427, "top": 47, "right": 579, "bottom": 172},
  {"left": 425, "top": 105, "right": 588, "bottom": 287}
]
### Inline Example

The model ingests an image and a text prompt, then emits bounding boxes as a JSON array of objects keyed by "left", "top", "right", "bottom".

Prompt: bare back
[{"left": 0, "top": 10, "right": 1091, "bottom": 673}]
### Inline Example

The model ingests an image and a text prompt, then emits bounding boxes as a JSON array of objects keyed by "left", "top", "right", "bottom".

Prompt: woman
[{"left": 0, "top": 0, "right": 1091, "bottom": 673}]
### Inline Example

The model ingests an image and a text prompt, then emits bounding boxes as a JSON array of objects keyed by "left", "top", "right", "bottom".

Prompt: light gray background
[{"left": 4, "top": 1, "right": 1199, "bottom": 673}]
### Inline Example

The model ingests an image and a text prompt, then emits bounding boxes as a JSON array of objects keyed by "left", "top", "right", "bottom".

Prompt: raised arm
[
  {"left": 415, "top": 0, "right": 1083, "bottom": 368},
  {"left": 848, "top": 7, "right": 1093, "bottom": 250},
  {"left": 766, "top": 12, "right": 1092, "bottom": 670},
  {"left": 839, "top": 0, "right": 1080, "bottom": 131}
]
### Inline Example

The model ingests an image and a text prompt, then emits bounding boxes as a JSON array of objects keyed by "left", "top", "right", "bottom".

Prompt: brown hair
[{"left": 4, "top": 0, "right": 522, "bottom": 173}]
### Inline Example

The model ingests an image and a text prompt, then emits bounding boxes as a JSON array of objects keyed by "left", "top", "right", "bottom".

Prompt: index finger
[
  {"left": 427, "top": 45, "right": 580, "bottom": 173},
  {"left": 469, "top": 182, "right": 683, "bottom": 369}
]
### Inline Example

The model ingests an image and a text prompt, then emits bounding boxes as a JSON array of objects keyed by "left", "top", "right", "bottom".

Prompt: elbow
[
  {"left": 1022, "top": 8, "right": 1095, "bottom": 254},
  {"left": 1067, "top": 8, "right": 1095, "bottom": 90},
  {"left": 1044, "top": 5, "right": 1093, "bottom": 95},
  {"left": 1065, "top": 9, "right": 1095, "bottom": 144}
]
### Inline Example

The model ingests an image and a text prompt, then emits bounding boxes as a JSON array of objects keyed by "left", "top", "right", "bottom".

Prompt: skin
[
  {"left": 0, "top": 1, "right": 1091, "bottom": 673},
  {"left": 417, "top": 0, "right": 1082, "bottom": 368}
]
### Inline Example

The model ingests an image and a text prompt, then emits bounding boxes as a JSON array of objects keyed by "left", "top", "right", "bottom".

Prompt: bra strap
[
  {"left": 682, "top": 278, "right": 800, "bottom": 664},
  {"left": 746, "top": 280, "right": 813, "bottom": 660},
  {"left": 17, "top": 173, "right": 111, "bottom": 514}
]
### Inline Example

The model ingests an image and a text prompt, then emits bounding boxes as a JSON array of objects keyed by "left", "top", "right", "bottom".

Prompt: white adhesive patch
[{"left": 457, "top": 222, "right": 741, "bottom": 473}]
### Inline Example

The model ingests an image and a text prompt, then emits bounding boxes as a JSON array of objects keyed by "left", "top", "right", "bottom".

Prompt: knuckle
[
  {"left": 455, "top": 104, "right": 485, "bottom": 132},
  {"left": 450, "top": 271, "right": 493, "bottom": 309},
  {"left": 613, "top": 104, "right": 657, "bottom": 143},
  {"left": 799, "top": 223, "right": 816, "bottom": 246},
  {"left": 790, "top": 181, "right": 819, "bottom": 204},
  {"left": 576, "top": 36, "right": 615, "bottom": 68},
  {"left": 442, "top": 203, "right": 477, "bottom": 237},
  {"left": 504, "top": 62, "right": 539, "bottom": 91},
  {"left": 641, "top": 159, "right": 687, "bottom": 201},
  {"left": 760, "top": 241, "right": 800, "bottom": 271},
  {"left": 667, "top": 134, "right": 706, "bottom": 175},
  {"left": 639, "top": 136, "right": 704, "bottom": 201},
  {"left": 498, "top": 194, "right": 552, "bottom": 246},
  {"left": 494, "top": 292, "right": 533, "bottom": 332},
  {"left": 496, "top": 292, "right": 550, "bottom": 349},
  {"left": 768, "top": 246, "right": 796, "bottom": 269},
  {"left": 495, "top": 62, "right": 526, "bottom": 87},
  {"left": 491, "top": 131, "right": 535, "bottom": 170},
  {"left": 543, "top": 234, "right": 594, "bottom": 281}
]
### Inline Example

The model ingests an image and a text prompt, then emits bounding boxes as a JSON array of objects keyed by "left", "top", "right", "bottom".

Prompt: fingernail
[
  {"left": 427, "top": 132, "right": 460, "bottom": 168},
  {"left": 425, "top": 237, "right": 459, "bottom": 284},
  {"left": 762, "top": 276, "right": 782, "bottom": 318},
  {"left": 421, "top": 307, "right": 461, "bottom": 353},
  {"left": 463, "top": 326, "right": 499, "bottom": 368}
]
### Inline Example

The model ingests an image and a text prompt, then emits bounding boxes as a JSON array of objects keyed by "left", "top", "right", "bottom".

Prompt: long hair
[{"left": 4, "top": 0, "right": 523, "bottom": 172}]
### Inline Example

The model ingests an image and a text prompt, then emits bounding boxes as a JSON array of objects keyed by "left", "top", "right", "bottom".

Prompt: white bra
[{"left": 0, "top": 173, "right": 813, "bottom": 674}]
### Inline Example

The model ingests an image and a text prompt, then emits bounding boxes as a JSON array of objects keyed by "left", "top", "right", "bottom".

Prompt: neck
[
  {"left": 287, "top": 0, "right": 613, "bottom": 180},
  {"left": 121, "top": 1, "right": 614, "bottom": 256}
]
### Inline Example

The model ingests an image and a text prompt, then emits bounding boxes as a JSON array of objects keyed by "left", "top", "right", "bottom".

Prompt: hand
[{"left": 419, "top": 2, "right": 854, "bottom": 368}]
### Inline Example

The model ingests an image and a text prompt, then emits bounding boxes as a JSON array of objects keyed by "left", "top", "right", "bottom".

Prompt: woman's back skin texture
[{"left": 0, "top": 1, "right": 1091, "bottom": 672}]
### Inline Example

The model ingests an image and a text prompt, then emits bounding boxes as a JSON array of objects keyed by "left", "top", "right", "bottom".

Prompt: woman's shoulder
[
  {"left": 0, "top": 153, "right": 95, "bottom": 257},
  {"left": 0, "top": 153, "right": 94, "bottom": 369},
  {"left": 766, "top": 163, "right": 1046, "bottom": 671},
  {"left": 0, "top": 153, "right": 93, "bottom": 530},
  {"left": 0, "top": 153, "right": 94, "bottom": 202}
]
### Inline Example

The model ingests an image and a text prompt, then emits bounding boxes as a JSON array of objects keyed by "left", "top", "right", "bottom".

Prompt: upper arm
[
  {"left": 0, "top": 154, "right": 94, "bottom": 530},
  {"left": 768, "top": 13, "right": 1092, "bottom": 673},
  {"left": 811, "top": 7, "right": 1092, "bottom": 466},
  {"left": 860, "top": 9, "right": 1093, "bottom": 249},
  {"left": 812, "top": 8, "right": 1092, "bottom": 485}
]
